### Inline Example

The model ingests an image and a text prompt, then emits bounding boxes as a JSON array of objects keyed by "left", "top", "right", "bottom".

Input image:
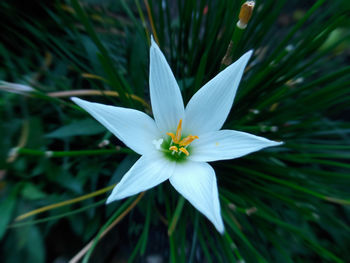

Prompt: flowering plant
[{"left": 73, "top": 38, "right": 282, "bottom": 233}]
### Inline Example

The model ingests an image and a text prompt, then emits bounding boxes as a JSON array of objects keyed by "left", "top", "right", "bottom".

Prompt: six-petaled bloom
[{"left": 72, "top": 38, "right": 282, "bottom": 234}]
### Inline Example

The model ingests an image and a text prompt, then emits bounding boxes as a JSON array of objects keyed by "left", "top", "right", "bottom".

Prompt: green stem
[
  {"left": 70, "top": 0, "right": 133, "bottom": 107},
  {"left": 9, "top": 199, "right": 106, "bottom": 228},
  {"left": 234, "top": 165, "right": 350, "bottom": 205},
  {"left": 223, "top": 231, "right": 243, "bottom": 261},
  {"left": 221, "top": 26, "right": 245, "bottom": 70},
  {"left": 83, "top": 194, "right": 143, "bottom": 263},
  {"left": 16, "top": 147, "right": 133, "bottom": 157},
  {"left": 168, "top": 196, "right": 186, "bottom": 236},
  {"left": 188, "top": 212, "right": 199, "bottom": 263},
  {"left": 286, "top": 142, "right": 350, "bottom": 150}
]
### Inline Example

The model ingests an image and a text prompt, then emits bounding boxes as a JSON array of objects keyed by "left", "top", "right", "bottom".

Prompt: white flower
[{"left": 72, "top": 38, "right": 282, "bottom": 234}]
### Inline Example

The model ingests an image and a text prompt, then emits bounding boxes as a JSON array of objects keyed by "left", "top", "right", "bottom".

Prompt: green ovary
[{"left": 160, "top": 136, "right": 192, "bottom": 163}]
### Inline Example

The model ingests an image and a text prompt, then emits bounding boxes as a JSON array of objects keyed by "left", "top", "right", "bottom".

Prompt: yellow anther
[
  {"left": 179, "top": 135, "right": 199, "bottom": 146},
  {"left": 179, "top": 147, "right": 189, "bottom": 156},
  {"left": 166, "top": 120, "right": 198, "bottom": 157},
  {"left": 174, "top": 119, "right": 183, "bottom": 143},
  {"left": 169, "top": 146, "right": 178, "bottom": 152},
  {"left": 166, "top": 132, "right": 176, "bottom": 142}
]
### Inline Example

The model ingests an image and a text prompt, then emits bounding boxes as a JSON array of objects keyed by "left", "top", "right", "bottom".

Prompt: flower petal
[
  {"left": 72, "top": 97, "right": 160, "bottom": 155},
  {"left": 170, "top": 161, "right": 224, "bottom": 234},
  {"left": 149, "top": 37, "right": 185, "bottom": 134},
  {"left": 107, "top": 152, "right": 175, "bottom": 203},
  {"left": 189, "top": 129, "right": 283, "bottom": 162},
  {"left": 184, "top": 51, "right": 253, "bottom": 135}
]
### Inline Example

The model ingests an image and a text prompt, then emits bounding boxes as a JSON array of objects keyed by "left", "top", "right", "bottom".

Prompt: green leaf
[
  {"left": 23, "top": 226, "right": 45, "bottom": 263},
  {"left": 0, "top": 187, "right": 18, "bottom": 240},
  {"left": 21, "top": 183, "right": 46, "bottom": 200},
  {"left": 46, "top": 118, "right": 105, "bottom": 138}
]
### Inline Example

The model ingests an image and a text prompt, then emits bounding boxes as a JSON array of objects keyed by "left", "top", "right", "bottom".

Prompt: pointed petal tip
[
  {"left": 218, "top": 226, "right": 225, "bottom": 235},
  {"left": 149, "top": 32, "right": 185, "bottom": 134},
  {"left": 105, "top": 198, "right": 112, "bottom": 205},
  {"left": 241, "top": 49, "right": 254, "bottom": 62},
  {"left": 71, "top": 97, "right": 86, "bottom": 105},
  {"left": 71, "top": 97, "right": 93, "bottom": 110},
  {"left": 264, "top": 139, "right": 284, "bottom": 149},
  {"left": 106, "top": 195, "right": 116, "bottom": 205},
  {"left": 71, "top": 96, "right": 79, "bottom": 102},
  {"left": 272, "top": 140, "right": 284, "bottom": 146},
  {"left": 150, "top": 35, "right": 158, "bottom": 49},
  {"left": 214, "top": 207, "right": 225, "bottom": 234},
  {"left": 214, "top": 218, "right": 225, "bottom": 234},
  {"left": 246, "top": 49, "right": 254, "bottom": 56},
  {"left": 106, "top": 187, "right": 124, "bottom": 204}
]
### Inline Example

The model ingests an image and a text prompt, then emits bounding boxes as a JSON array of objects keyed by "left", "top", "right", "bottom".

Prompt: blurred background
[{"left": 0, "top": 0, "right": 349, "bottom": 262}]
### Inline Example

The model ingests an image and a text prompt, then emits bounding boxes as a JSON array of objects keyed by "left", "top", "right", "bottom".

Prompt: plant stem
[{"left": 15, "top": 147, "right": 133, "bottom": 158}]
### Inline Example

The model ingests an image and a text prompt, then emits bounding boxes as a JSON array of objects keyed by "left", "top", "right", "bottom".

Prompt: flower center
[{"left": 165, "top": 119, "right": 198, "bottom": 158}]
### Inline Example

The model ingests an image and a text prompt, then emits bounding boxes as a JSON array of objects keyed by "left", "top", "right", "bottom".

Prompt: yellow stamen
[
  {"left": 179, "top": 147, "right": 189, "bottom": 156},
  {"left": 165, "top": 120, "right": 198, "bottom": 157},
  {"left": 174, "top": 119, "right": 183, "bottom": 143},
  {"left": 166, "top": 132, "right": 176, "bottom": 142},
  {"left": 169, "top": 146, "right": 178, "bottom": 152},
  {"left": 179, "top": 135, "right": 199, "bottom": 146}
]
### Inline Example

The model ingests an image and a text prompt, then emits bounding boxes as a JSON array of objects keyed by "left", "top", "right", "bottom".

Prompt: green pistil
[{"left": 160, "top": 137, "right": 191, "bottom": 163}]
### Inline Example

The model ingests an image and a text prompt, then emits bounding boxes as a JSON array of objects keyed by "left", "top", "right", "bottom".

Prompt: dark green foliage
[{"left": 0, "top": 0, "right": 349, "bottom": 262}]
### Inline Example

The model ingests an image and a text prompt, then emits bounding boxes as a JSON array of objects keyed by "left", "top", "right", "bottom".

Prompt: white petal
[
  {"left": 107, "top": 152, "right": 175, "bottom": 202},
  {"left": 170, "top": 161, "right": 224, "bottom": 234},
  {"left": 72, "top": 97, "right": 160, "bottom": 155},
  {"left": 184, "top": 51, "right": 253, "bottom": 135},
  {"left": 149, "top": 37, "right": 185, "bottom": 134},
  {"left": 189, "top": 129, "right": 283, "bottom": 162}
]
